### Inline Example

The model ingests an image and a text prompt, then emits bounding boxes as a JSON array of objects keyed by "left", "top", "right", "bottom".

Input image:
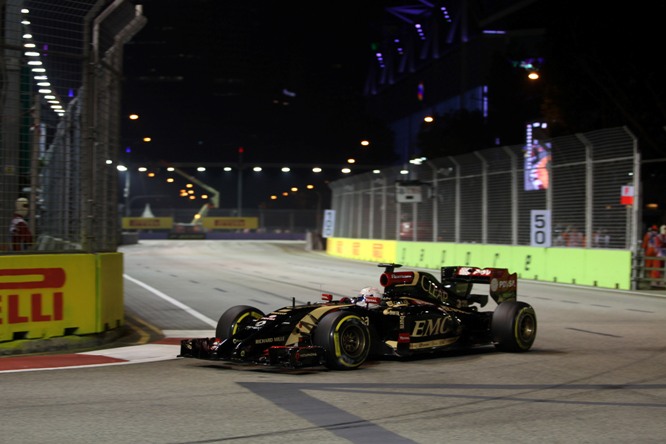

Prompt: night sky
[
  {"left": 120, "top": 1, "right": 666, "bottom": 210},
  {"left": 122, "top": 1, "right": 386, "bottom": 167}
]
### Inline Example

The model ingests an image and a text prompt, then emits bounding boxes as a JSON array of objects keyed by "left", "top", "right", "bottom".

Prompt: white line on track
[
  {"left": 80, "top": 343, "right": 181, "bottom": 362},
  {"left": 123, "top": 274, "right": 217, "bottom": 327}
]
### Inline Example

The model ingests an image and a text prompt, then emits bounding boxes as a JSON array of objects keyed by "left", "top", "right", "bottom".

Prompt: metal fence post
[
  {"left": 474, "top": 151, "right": 488, "bottom": 244},
  {"left": 449, "top": 156, "right": 461, "bottom": 243}
]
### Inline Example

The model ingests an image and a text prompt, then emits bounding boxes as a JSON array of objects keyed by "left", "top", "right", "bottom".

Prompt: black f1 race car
[{"left": 178, "top": 263, "right": 537, "bottom": 370}]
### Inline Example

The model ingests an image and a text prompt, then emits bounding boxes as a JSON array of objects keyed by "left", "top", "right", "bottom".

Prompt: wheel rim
[
  {"left": 518, "top": 313, "right": 536, "bottom": 342},
  {"left": 340, "top": 324, "right": 368, "bottom": 359}
]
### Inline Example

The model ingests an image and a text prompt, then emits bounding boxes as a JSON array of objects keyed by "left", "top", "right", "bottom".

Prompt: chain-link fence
[
  {"left": 1, "top": 0, "right": 145, "bottom": 253},
  {"left": 329, "top": 126, "right": 640, "bottom": 251}
]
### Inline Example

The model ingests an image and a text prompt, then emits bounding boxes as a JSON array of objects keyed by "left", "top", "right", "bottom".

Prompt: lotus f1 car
[{"left": 178, "top": 263, "right": 537, "bottom": 370}]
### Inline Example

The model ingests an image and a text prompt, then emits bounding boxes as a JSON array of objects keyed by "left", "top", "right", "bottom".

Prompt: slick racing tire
[
  {"left": 313, "top": 311, "right": 371, "bottom": 370},
  {"left": 215, "top": 305, "right": 265, "bottom": 340},
  {"left": 491, "top": 301, "right": 537, "bottom": 352}
]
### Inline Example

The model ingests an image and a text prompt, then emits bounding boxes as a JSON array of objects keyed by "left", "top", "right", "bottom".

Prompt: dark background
[{"left": 121, "top": 1, "right": 666, "bottom": 214}]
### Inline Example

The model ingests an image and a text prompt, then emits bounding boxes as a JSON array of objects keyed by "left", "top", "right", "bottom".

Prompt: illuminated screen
[{"left": 524, "top": 141, "right": 551, "bottom": 191}]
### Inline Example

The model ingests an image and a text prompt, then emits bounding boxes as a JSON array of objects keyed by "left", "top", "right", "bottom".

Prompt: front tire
[
  {"left": 215, "top": 305, "right": 264, "bottom": 340},
  {"left": 313, "top": 311, "right": 370, "bottom": 370},
  {"left": 492, "top": 301, "right": 537, "bottom": 352}
]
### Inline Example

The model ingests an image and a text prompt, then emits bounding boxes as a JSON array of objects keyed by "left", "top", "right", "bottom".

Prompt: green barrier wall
[
  {"left": 327, "top": 238, "right": 632, "bottom": 290},
  {"left": 0, "top": 253, "right": 124, "bottom": 342}
]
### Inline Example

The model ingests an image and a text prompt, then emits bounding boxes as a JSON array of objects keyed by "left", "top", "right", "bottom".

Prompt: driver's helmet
[{"left": 355, "top": 287, "right": 383, "bottom": 308}]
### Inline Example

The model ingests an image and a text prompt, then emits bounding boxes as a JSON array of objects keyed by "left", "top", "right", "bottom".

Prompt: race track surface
[{"left": 2, "top": 240, "right": 665, "bottom": 443}]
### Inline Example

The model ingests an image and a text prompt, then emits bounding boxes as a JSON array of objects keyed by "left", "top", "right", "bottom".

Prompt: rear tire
[
  {"left": 313, "top": 311, "right": 370, "bottom": 370},
  {"left": 492, "top": 301, "right": 537, "bottom": 352},
  {"left": 215, "top": 305, "right": 264, "bottom": 340}
]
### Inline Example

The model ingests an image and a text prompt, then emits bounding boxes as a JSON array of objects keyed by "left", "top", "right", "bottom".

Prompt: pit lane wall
[
  {"left": 326, "top": 238, "right": 632, "bottom": 290},
  {"left": 0, "top": 253, "right": 123, "bottom": 342}
]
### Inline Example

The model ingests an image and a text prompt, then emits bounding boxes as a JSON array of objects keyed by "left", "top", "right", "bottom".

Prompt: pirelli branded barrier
[
  {"left": 0, "top": 253, "right": 124, "bottom": 342},
  {"left": 202, "top": 217, "right": 258, "bottom": 230},
  {"left": 326, "top": 237, "right": 632, "bottom": 290},
  {"left": 121, "top": 217, "right": 259, "bottom": 231},
  {"left": 122, "top": 217, "right": 174, "bottom": 230}
]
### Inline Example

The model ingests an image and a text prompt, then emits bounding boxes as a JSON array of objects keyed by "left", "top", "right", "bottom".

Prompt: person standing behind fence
[
  {"left": 564, "top": 225, "right": 584, "bottom": 247},
  {"left": 10, "top": 197, "right": 33, "bottom": 251},
  {"left": 657, "top": 225, "right": 666, "bottom": 283},
  {"left": 642, "top": 225, "right": 662, "bottom": 283}
]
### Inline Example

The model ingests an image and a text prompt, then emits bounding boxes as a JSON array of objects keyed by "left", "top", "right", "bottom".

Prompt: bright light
[
  {"left": 143, "top": 137, "right": 152, "bottom": 142},
  {"left": 341, "top": 168, "right": 351, "bottom": 174},
  {"left": 291, "top": 187, "right": 298, "bottom": 192},
  {"left": 117, "top": 165, "right": 128, "bottom": 172},
  {"left": 400, "top": 169, "right": 409, "bottom": 175},
  {"left": 424, "top": 115, "right": 434, "bottom": 123},
  {"left": 528, "top": 71, "right": 539, "bottom": 80},
  {"left": 186, "top": 183, "right": 193, "bottom": 188},
  {"left": 361, "top": 140, "right": 370, "bottom": 146},
  {"left": 347, "top": 158, "right": 356, "bottom": 164},
  {"left": 373, "top": 169, "right": 381, "bottom": 174},
  {"left": 148, "top": 172, "right": 156, "bottom": 177},
  {"left": 253, "top": 166, "right": 262, "bottom": 172},
  {"left": 166, "top": 178, "right": 174, "bottom": 183},
  {"left": 312, "top": 167, "right": 322, "bottom": 173},
  {"left": 281, "top": 167, "right": 291, "bottom": 172},
  {"left": 167, "top": 167, "right": 174, "bottom": 171},
  {"left": 306, "top": 184, "right": 314, "bottom": 189},
  {"left": 138, "top": 167, "right": 147, "bottom": 172},
  {"left": 282, "top": 192, "right": 289, "bottom": 196},
  {"left": 197, "top": 167, "right": 206, "bottom": 172},
  {"left": 105, "top": 159, "right": 112, "bottom": 165},
  {"left": 224, "top": 167, "right": 232, "bottom": 171},
  {"left": 270, "top": 195, "right": 277, "bottom": 200},
  {"left": 129, "top": 114, "right": 139, "bottom": 120}
]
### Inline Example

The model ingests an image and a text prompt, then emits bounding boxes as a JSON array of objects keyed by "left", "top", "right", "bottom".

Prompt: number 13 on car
[{"left": 530, "top": 210, "right": 551, "bottom": 247}]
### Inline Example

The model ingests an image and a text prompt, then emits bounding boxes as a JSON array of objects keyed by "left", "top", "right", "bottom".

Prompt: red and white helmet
[{"left": 356, "top": 287, "right": 383, "bottom": 308}]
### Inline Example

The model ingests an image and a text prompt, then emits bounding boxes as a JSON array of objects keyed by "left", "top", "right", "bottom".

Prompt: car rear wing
[{"left": 441, "top": 266, "right": 517, "bottom": 304}]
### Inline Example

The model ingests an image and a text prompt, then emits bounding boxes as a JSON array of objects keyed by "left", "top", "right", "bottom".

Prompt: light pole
[
  {"left": 117, "top": 164, "right": 131, "bottom": 216},
  {"left": 306, "top": 185, "right": 323, "bottom": 231},
  {"left": 237, "top": 147, "right": 243, "bottom": 216}
]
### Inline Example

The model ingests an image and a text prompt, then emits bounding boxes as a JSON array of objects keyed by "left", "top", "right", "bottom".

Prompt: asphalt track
[{"left": 1, "top": 240, "right": 666, "bottom": 443}]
